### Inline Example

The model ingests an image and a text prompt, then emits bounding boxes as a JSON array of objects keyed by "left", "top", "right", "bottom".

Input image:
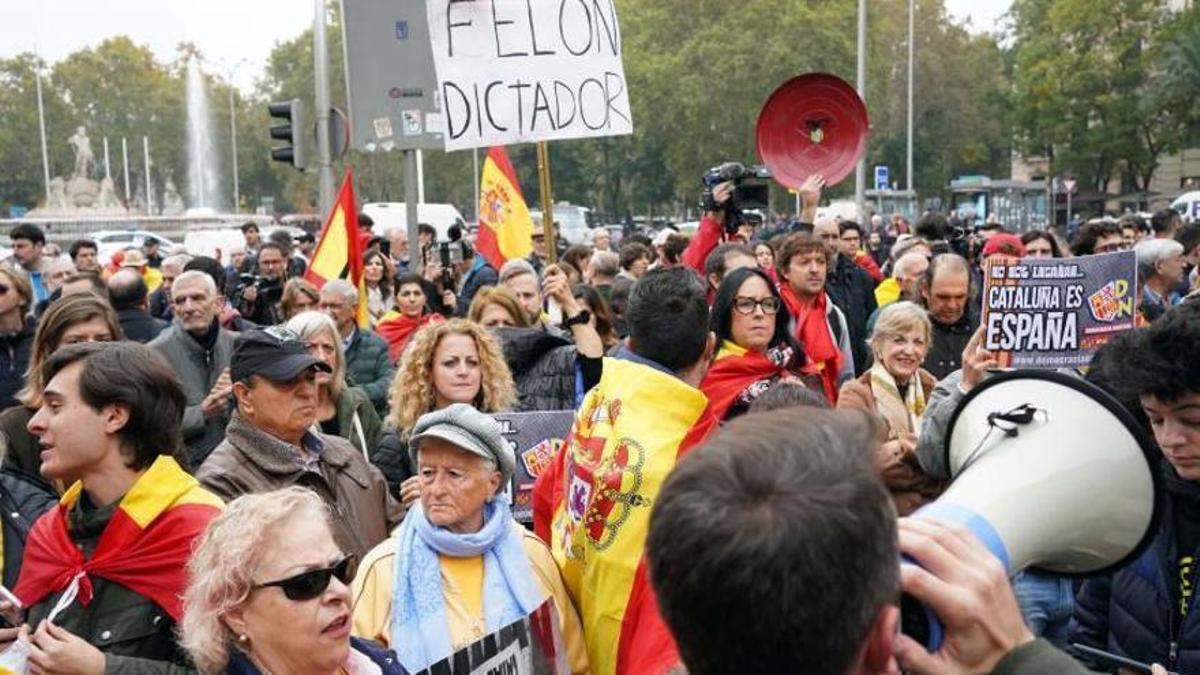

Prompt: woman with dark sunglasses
[
  {"left": 700, "top": 267, "right": 823, "bottom": 421},
  {"left": 350, "top": 404, "right": 589, "bottom": 674},
  {"left": 182, "top": 487, "right": 405, "bottom": 674}
]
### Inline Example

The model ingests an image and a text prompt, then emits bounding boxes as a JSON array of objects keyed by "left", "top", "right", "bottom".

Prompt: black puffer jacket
[
  {"left": 0, "top": 469, "right": 57, "bottom": 588},
  {"left": 825, "top": 254, "right": 877, "bottom": 376},
  {"left": 0, "top": 317, "right": 35, "bottom": 411},
  {"left": 493, "top": 327, "right": 578, "bottom": 412},
  {"left": 371, "top": 425, "right": 415, "bottom": 500}
]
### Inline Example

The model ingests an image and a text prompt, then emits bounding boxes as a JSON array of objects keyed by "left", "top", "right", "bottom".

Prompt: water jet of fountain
[{"left": 185, "top": 58, "right": 224, "bottom": 214}]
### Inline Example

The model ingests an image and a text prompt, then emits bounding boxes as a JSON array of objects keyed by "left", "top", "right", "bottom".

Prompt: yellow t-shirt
[
  {"left": 350, "top": 524, "right": 591, "bottom": 674},
  {"left": 439, "top": 554, "right": 484, "bottom": 640}
]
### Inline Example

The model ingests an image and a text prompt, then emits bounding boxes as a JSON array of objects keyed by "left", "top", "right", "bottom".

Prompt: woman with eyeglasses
[
  {"left": 376, "top": 273, "right": 445, "bottom": 363},
  {"left": 285, "top": 311, "right": 382, "bottom": 459},
  {"left": 837, "top": 301, "right": 945, "bottom": 515},
  {"left": 351, "top": 404, "right": 588, "bottom": 674},
  {"left": 700, "top": 267, "right": 820, "bottom": 421},
  {"left": 181, "top": 487, "right": 405, "bottom": 674}
]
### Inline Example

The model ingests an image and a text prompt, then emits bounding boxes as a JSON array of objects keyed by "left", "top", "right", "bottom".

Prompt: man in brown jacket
[{"left": 196, "top": 327, "right": 402, "bottom": 558}]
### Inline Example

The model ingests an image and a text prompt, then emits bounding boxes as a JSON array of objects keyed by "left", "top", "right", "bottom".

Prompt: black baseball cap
[{"left": 231, "top": 327, "right": 331, "bottom": 384}]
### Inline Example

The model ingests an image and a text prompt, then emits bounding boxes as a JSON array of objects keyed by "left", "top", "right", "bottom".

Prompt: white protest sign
[{"left": 426, "top": 0, "right": 634, "bottom": 151}]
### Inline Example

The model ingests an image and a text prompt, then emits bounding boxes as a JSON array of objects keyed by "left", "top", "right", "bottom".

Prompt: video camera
[
  {"left": 702, "top": 162, "right": 772, "bottom": 235},
  {"left": 237, "top": 273, "right": 284, "bottom": 305}
]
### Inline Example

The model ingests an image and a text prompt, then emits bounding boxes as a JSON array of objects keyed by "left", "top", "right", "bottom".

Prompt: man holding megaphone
[{"left": 646, "top": 409, "right": 1105, "bottom": 674}]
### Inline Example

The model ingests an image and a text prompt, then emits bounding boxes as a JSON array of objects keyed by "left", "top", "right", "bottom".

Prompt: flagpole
[
  {"left": 473, "top": 148, "right": 480, "bottom": 223},
  {"left": 536, "top": 142, "right": 556, "bottom": 264}
]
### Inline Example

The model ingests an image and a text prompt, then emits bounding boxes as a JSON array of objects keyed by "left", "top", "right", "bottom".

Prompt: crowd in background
[{"left": 0, "top": 179, "right": 1195, "bottom": 674}]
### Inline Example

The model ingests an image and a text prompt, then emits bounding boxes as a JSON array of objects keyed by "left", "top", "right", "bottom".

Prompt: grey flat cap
[{"left": 408, "top": 404, "right": 515, "bottom": 483}]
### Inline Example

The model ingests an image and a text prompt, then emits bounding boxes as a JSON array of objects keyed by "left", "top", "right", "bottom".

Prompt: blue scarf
[{"left": 391, "top": 495, "right": 542, "bottom": 672}]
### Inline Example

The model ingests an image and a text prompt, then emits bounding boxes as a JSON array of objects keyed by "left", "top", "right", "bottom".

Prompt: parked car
[{"left": 91, "top": 230, "right": 175, "bottom": 265}]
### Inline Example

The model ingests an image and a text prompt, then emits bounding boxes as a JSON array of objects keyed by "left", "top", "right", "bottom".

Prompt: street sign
[
  {"left": 341, "top": 0, "right": 444, "bottom": 152},
  {"left": 874, "top": 165, "right": 889, "bottom": 191}
]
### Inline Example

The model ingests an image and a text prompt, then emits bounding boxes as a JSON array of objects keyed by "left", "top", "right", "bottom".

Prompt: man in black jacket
[
  {"left": 108, "top": 270, "right": 168, "bottom": 343},
  {"left": 921, "top": 254, "right": 977, "bottom": 379},
  {"left": 815, "top": 218, "right": 877, "bottom": 375}
]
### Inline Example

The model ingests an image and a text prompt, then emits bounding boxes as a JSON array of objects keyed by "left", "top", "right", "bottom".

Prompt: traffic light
[{"left": 268, "top": 99, "right": 309, "bottom": 170}]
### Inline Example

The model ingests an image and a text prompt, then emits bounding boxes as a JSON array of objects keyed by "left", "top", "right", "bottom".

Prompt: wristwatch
[{"left": 562, "top": 309, "right": 591, "bottom": 329}]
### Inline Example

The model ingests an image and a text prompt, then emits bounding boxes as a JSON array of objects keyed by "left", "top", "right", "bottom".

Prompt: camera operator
[
  {"left": 235, "top": 241, "right": 289, "bottom": 326},
  {"left": 681, "top": 167, "right": 824, "bottom": 281}
]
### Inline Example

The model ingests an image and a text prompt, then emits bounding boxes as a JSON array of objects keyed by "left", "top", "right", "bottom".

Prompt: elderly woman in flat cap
[{"left": 350, "top": 404, "right": 589, "bottom": 674}]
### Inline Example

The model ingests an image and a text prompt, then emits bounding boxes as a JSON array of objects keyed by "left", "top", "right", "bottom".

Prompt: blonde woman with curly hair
[
  {"left": 181, "top": 487, "right": 404, "bottom": 674},
  {"left": 372, "top": 319, "right": 515, "bottom": 506}
]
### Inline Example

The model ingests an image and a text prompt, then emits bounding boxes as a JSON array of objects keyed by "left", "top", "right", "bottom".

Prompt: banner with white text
[
  {"left": 981, "top": 251, "right": 1138, "bottom": 369},
  {"left": 426, "top": 0, "right": 634, "bottom": 151}
]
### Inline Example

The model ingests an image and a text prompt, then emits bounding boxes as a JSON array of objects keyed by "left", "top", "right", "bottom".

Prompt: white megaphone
[{"left": 901, "top": 370, "right": 1161, "bottom": 649}]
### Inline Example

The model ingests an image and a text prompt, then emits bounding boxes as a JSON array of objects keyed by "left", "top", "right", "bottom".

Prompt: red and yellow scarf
[
  {"left": 15, "top": 456, "right": 223, "bottom": 620},
  {"left": 778, "top": 282, "right": 843, "bottom": 404},
  {"left": 701, "top": 340, "right": 804, "bottom": 420},
  {"left": 533, "top": 357, "right": 718, "bottom": 675}
]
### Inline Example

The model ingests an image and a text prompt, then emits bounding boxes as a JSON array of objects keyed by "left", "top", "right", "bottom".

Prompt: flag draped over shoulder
[
  {"left": 700, "top": 340, "right": 809, "bottom": 420},
  {"left": 476, "top": 147, "right": 534, "bottom": 270},
  {"left": 305, "top": 168, "right": 368, "bottom": 326},
  {"left": 533, "top": 357, "right": 718, "bottom": 675},
  {"left": 14, "top": 456, "right": 224, "bottom": 621}
]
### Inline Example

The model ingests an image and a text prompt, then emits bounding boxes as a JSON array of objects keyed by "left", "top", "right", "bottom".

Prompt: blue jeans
[{"left": 1013, "top": 569, "right": 1075, "bottom": 649}]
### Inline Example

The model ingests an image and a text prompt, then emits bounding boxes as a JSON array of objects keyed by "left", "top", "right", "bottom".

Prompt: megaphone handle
[{"left": 900, "top": 502, "right": 1013, "bottom": 652}]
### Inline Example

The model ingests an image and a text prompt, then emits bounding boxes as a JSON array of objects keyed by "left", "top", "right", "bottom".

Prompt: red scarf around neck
[
  {"left": 14, "top": 457, "right": 223, "bottom": 621},
  {"left": 778, "top": 282, "right": 843, "bottom": 404},
  {"left": 377, "top": 311, "right": 444, "bottom": 362}
]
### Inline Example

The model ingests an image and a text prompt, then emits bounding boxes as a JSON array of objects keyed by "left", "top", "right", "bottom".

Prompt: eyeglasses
[
  {"left": 256, "top": 555, "right": 357, "bottom": 601},
  {"left": 733, "top": 297, "right": 781, "bottom": 315}
]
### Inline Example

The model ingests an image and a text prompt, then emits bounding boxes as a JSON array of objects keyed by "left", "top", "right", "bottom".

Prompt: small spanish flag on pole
[
  {"left": 476, "top": 146, "right": 534, "bottom": 270},
  {"left": 305, "top": 168, "right": 368, "bottom": 327}
]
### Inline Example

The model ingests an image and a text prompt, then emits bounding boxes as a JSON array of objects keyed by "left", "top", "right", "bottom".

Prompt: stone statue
[
  {"left": 69, "top": 126, "right": 94, "bottom": 179},
  {"left": 98, "top": 177, "right": 121, "bottom": 210},
  {"left": 48, "top": 177, "right": 68, "bottom": 211},
  {"left": 162, "top": 177, "right": 184, "bottom": 215}
]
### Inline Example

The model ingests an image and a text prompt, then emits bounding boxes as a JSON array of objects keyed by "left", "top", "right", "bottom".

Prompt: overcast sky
[{"left": 1, "top": 0, "right": 1013, "bottom": 91}]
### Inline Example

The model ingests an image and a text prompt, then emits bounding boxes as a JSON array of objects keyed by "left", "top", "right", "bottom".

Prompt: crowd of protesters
[{"left": 0, "top": 181, "right": 1192, "bottom": 674}]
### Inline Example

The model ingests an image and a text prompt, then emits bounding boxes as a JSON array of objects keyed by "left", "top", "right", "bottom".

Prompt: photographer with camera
[
  {"left": 235, "top": 241, "right": 289, "bottom": 326},
  {"left": 681, "top": 164, "right": 824, "bottom": 285}
]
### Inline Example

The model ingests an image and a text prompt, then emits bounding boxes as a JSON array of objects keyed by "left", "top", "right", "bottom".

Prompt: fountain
[
  {"left": 12, "top": 57, "right": 264, "bottom": 248},
  {"left": 185, "top": 57, "right": 223, "bottom": 215}
]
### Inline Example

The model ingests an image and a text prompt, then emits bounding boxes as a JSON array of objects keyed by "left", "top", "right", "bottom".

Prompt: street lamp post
[
  {"left": 855, "top": 0, "right": 867, "bottom": 220},
  {"left": 220, "top": 58, "right": 249, "bottom": 213},
  {"left": 34, "top": 58, "right": 51, "bottom": 204},
  {"left": 906, "top": 0, "right": 915, "bottom": 194}
]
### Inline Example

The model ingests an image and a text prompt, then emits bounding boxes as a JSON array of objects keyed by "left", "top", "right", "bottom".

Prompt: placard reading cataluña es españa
[{"left": 981, "top": 251, "right": 1138, "bottom": 369}]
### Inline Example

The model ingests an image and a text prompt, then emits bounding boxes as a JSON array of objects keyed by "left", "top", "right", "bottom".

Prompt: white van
[
  {"left": 362, "top": 203, "right": 467, "bottom": 241},
  {"left": 1171, "top": 191, "right": 1200, "bottom": 223}
]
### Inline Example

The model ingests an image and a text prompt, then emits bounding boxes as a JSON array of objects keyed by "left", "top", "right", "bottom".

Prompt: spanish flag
[
  {"left": 476, "top": 146, "right": 534, "bottom": 269},
  {"left": 533, "top": 357, "right": 718, "bottom": 675},
  {"left": 305, "top": 168, "right": 368, "bottom": 326},
  {"left": 15, "top": 456, "right": 223, "bottom": 620}
]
